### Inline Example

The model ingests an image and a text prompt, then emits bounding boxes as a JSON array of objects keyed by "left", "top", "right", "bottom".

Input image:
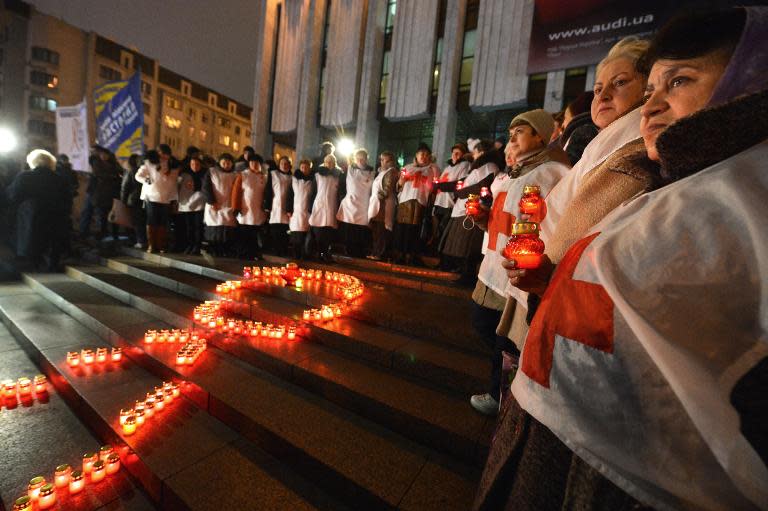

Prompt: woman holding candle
[
  {"left": 392, "top": 143, "right": 440, "bottom": 266},
  {"left": 477, "top": 9, "right": 768, "bottom": 510},
  {"left": 231, "top": 153, "right": 268, "bottom": 261},
  {"left": 367, "top": 151, "right": 399, "bottom": 261},
  {"left": 438, "top": 139, "right": 501, "bottom": 284},
  {"left": 309, "top": 154, "right": 343, "bottom": 262},
  {"left": 432, "top": 142, "right": 471, "bottom": 267},
  {"left": 202, "top": 153, "right": 238, "bottom": 256},
  {"left": 467, "top": 111, "right": 571, "bottom": 416}
]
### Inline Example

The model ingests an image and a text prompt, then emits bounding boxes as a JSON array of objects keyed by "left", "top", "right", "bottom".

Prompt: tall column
[
  {"left": 384, "top": 0, "right": 440, "bottom": 120},
  {"left": 354, "top": 0, "right": 387, "bottom": 155},
  {"left": 432, "top": 0, "right": 467, "bottom": 165},
  {"left": 250, "top": 0, "right": 278, "bottom": 156},
  {"left": 543, "top": 70, "right": 565, "bottom": 112},
  {"left": 270, "top": 0, "right": 309, "bottom": 134},
  {"left": 295, "top": 0, "right": 327, "bottom": 160}
]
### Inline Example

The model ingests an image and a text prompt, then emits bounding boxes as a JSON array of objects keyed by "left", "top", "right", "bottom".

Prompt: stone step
[
  {"left": 103, "top": 255, "right": 489, "bottom": 396},
  {"left": 20, "top": 274, "right": 480, "bottom": 509},
  {"left": 0, "top": 283, "right": 343, "bottom": 511},
  {"left": 39, "top": 266, "right": 492, "bottom": 465},
  {"left": 119, "top": 248, "right": 485, "bottom": 355},
  {"left": 0, "top": 317, "right": 155, "bottom": 511}
]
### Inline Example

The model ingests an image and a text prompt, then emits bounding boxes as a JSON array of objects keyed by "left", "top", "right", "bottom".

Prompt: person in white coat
[
  {"left": 201, "top": 153, "right": 237, "bottom": 256},
  {"left": 289, "top": 159, "right": 315, "bottom": 260},
  {"left": 367, "top": 151, "right": 398, "bottom": 260},
  {"left": 231, "top": 153, "right": 268, "bottom": 260},
  {"left": 433, "top": 142, "right": 471, "bottom": 266},
  {"left": 176, "top": 156, "right": 207, "bottom": 255},
  {"left": 135, "top": 148, "right": 180, "bottom": 253},
  {"left": 337, "top": 148, "right": 375, "bottom": 257},
  {"left": 264, "top": 156, "right": 293, "bottom": 256},
  {"left": 309, "top": 153, "right": 342, "bottom": 262},
  {"left": 394, "top": 142, "right": 440, "bottom": 265}
]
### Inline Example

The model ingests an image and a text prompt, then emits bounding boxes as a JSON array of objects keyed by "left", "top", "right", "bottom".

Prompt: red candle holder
[
  {"left": 519, "top": 184, "right": 543, "bottom": 222},
  {"left": 503, "top": 222, "right": 545, "bottom": 269},
  {"left": 465, "top": 194, "right": 480, "bottom": 217}
]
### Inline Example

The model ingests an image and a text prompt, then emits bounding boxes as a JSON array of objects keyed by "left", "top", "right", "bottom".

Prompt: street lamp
[
  {"left": 336, "top": 137, "right": 355, "bottom": 158},
  {"left": 0, "top": 127, "right": 18, "bottom": 154}
]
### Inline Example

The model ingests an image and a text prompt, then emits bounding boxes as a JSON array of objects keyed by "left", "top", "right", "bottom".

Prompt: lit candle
[
  {"left": 68, "top": 470, "right": 84, "bottom": 494},
  {"left": 276, "top": 326, "right": 285, "bottom": 339},
  {"left": 82, "top": 452, "right": 98, "bottom": 473},
  {"left": 106, "top": 453, "right": 121, "bottom": 475},
  {"left": 122, "top": 415, "right": 136, "bottom": 436},
  {"left": 134, "top": 408, "right": 145, "bottom": 426},
  {"left": 12, "top": 496, "right": 32, "bottom": 511},
  {"left": 176, "top": 352, "right": 187, "bottom": 365},
  {"left": 302, "top": 310, "right": 310, "bottom": 320},
  {"left": 144, "top": 330, "right": 156, "bottom": 343},
  {"left": 154, "top": 393, "right": 165, "bottom": 411},
  {"left": 27, "top": 476, "right": 46, "bottom": 500},
  {"left": 17, "top": 377, "right": 32, "bottom": 396},
  {"left": 208, "top": 319, "right": 216, "bottom": 328},
  {"left": 91, "top": 460, "right": 106, "bottom": 483},
  {"left": 120, "top": 408, "right": 132, "bottom": 425},
  {"left": 312, "top": 309, "right": 321, "bottom": 321},
  {"left": 32, "top": 375, "right": 47, "bottom": 395},
  {"left": 37, "top": 484, "right": 55, "bottom": 509},
  {"left": 54, "top": 464, "right": 71, "bottom": 488},
  {"left": 96, "top": 347, "right": 107, "bottom": 363},
  {"left": 287, "top": 327, "right": 296, "bottom": 340},
  {"left": 158, "top": 330, "right": 169, "bottom": 343},
  {"left": 171, "top": 383, "right": 180, "bottom": 398},
  {"left": 81, "top": 349, "right": 94, "bottom": 365},
  {"left": 2, "top": 379, "right": 16, "bottom": 398},
  {"left": 163, "top": 389, "right": 172, "bottom": 404},
  {"left": 66, "top": 351, "right": 80, "bottom": 367},
  {"left": 179, "top": 331, "right": 189, "bottom": 343},
  {"left": 144, "top": 398, "right": 155, "bottom": 418},
  {"left": 99, "top": 444, "right": 114, "bottom": 461},
  {"left": 111, "top": 347, "right": 122, "bottom": 362}
]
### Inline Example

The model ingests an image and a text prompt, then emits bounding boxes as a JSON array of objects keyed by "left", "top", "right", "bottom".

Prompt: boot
[{"left": 146, "top": 226, "right": 156, "bottom": 253}]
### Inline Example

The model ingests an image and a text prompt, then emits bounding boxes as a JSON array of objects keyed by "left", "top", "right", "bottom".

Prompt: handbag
[{"left": 108, "top": 198, "right": 134, "bottom": 228}]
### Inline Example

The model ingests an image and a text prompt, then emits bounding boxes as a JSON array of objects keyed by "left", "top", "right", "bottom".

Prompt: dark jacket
[
  {"left": 120, "top": 163, "right": 142, "bottom": 207},
  {"left": 7, "top": 166, "right": 70, "bottom": 257},
  {"left": 90, "top": 155, "right": 123, "bottom": 209},
  {"left": 560, "top": 112, "right": 599, "bottom": 166}
]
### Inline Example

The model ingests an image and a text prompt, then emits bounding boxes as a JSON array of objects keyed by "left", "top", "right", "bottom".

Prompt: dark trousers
[
  {"left": 79, "top": 195, "right": 113, "bottom": 238},
  {"left": 131, "top": 204, "right": 147, "bottom": 245},
  {"left": 340, "top": 222, "right": 371, "bottom": 258},
  {"left": 370, "top": 221, "right": 391, "bottom": 259},
  {"left": 268, "top": 223, "right": 289, "bottom": 256},
  {"left": 181, "top": 211, "right": 203, "bottom": 252},
  {"left": 311, "top": 226, "right": 336, "bottom": 257},
  {"left": 471, "top": 302, "right": 519, "bottom": 401},
  {"left": 393, "top": 222, "right": 420, "bottom": 259},
  {"left": 171, "top": 213, "right": 187, "bottom": 251},
  {"left": 290, "top": 231, "right": 310, "bottom": 260},
  {"left": 238, "top": 224, "right": 264, "bottom": 259}
]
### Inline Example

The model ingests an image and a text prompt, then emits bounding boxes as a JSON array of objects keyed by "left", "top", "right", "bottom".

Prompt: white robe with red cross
[{"left": 512, "top": 140, "right": 768, "bottom": 511}]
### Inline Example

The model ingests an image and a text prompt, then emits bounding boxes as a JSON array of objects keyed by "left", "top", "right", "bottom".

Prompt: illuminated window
[
  {"left": 199, "top": 129, "right": 208, "bottom": 141},
  {"left": 218, "top": 134, "right": 230, "bottom": 146},
  {"left": 186, "top": 107, "right": 196, "bottom": 121},
  {"left": 188, "top": 126, "right": 195, "bottom": 137},
  {"left": 30, "top": 70, "right": 58, "bottom": 89},
  {"left": 232, "top": 141, "right": 240, "bottom": 152},
  {"left": 163, "top": 115, "right": 182, "bottom": 129},
  {"left": 29, "top": 95, "right": 57, "bottom": 111},
  {"left": 164, "top": 96, "right": 181, "bottom": 110}
]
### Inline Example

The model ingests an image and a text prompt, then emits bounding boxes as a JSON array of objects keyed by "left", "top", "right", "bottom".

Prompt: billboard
[
  {"left": 93, "top": 72, "right": 144, "bottom": 159},
  {"left": 527, "top": 0, "right": 668, "bottom": 74},
  {"left": 55, "top": 99, "right": 89, "bottom": 172}
]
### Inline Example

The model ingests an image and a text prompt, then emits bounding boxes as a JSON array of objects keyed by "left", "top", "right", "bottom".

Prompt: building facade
[
  {"left": 0, "top": 0, "right": 252, "bottom": 167},
  {"left": 250, "top": 0, "right": 596, "bottom": 166}
]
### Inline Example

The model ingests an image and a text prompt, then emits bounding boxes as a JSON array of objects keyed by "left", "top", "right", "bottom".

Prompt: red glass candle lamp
[
  {"left": 134, "top": 408, "right": 145, "bottom": 426},
  {"left": 37, "top": 483, "right": 55, "bottom": 509},
  {"left": 287, "top": 326, "right": 296, "bottom": 340},
  {"left": 144, "top": 398, "right": 155, "bottom": 418},
  {"left": 144, "top": 329, "right": 157, "bottom": 344},
  {"left": 27, "top": 476, "right": 45, "bottom": 500},
  {"left": 13, "top": 496, "right": 32, "bottom": 511},
  {"left": 122, "top": 415, "right": 137, "bottom": 436},
  {"left": 106, "top": 453, "right": 121, "bottom": 475},
  {"left": 82, "top": 452, "right": 98, "bottom": 474},
  {"left": 519, "top": 184, "right": 543, "bottom": 222},
  {"left": 503, "top": 222, "right": 545, "bottom": 269},
  {"left": 99, "top": 444, "right": 114, "bottom": 461},
  {"left": 176, "top": 351, "right": 187, "bottom": 365},
  {"left": 96, "top": 347, "right": 108, "bottom": 363},
  {"left": 243, "top": 266, "right": 252, "bottom": 279},
  {"left": 456, "top": 180, "right": 464, "bottom": 191},
  {"left": 111, "top": 347, "right": 123, "bottom": 362},
  {"left": 68, "top": 470, "right": 84, "bottom": 494},
  {"left": 120, "top": 408, "right": 132, "bottom": 424},
  {"left": 66, "top": 351, "right": 80, "bottom": 367},
  {"left": 32, "top": 375, "right": 46, "bottom": 395},
  {"left": 464, "top": 194, "right": 480, "bottom": 216},
  {"left": 171, "top": 383, "right": 180, "bottom": 398},
  {"left": 54, "top": 464, "right": 72, "bottom": 488},
  {"left": 91, "top": 460, "right": 106, "bottom": 483},
  {"left": 81, "top": 349, "right": 94, "bottom": 364},
  {"left": 17, "top": 377, "right": 32, "bottom": 397},
  {"left": 2, "top": 379, "right": 16, "bottom": 398}
]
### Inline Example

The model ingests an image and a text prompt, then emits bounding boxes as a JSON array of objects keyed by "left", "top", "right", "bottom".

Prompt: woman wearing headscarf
[{"left": 477, "top": 8, "right": 768, "bottom": 510}]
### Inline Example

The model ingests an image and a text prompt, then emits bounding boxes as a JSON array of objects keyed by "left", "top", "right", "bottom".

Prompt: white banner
[{"left": 55, "top": 99, "right": 89, "bottom": 172}]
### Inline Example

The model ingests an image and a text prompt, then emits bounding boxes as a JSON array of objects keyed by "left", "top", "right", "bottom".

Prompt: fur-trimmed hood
[{"left": 656, "top": 89, "right": 768, "bottom": 185}]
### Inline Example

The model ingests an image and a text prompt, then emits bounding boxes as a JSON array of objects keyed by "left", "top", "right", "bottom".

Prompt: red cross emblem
[
  {"left": 521, "top": 232, "right": 614, "bottom": 388},
  {"left": 486, "top": 191, "right": 516, "bottom": 251}
]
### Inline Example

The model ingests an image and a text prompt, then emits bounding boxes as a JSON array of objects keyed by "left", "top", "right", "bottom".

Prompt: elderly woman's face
[
  {"left": 641, "top": 54, "right": 729, "bottom": 161},
  {"left": 591, "top": 58, "right": 646, "bottom": 129}
]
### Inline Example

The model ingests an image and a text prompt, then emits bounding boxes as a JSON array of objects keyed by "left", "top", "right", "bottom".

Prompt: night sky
[{"left": 27, "top": 0, "right": 260, "bottom": 105}]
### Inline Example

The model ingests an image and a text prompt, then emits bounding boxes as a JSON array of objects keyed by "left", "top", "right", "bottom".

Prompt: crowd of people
[{"left": 1, "top": 6, "right": 766, "bottom": 510}]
